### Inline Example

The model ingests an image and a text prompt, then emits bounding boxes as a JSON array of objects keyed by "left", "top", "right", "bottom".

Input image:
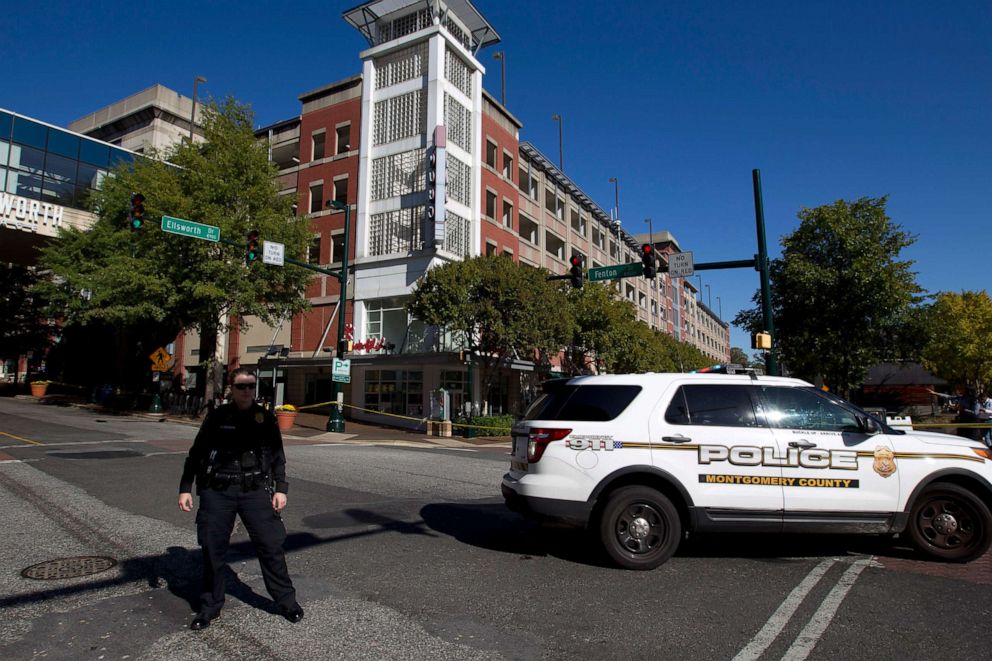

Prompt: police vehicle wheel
[
  {"left": 598, "top": 486, "right": 681, "bottom": 570},
  {"left": 907, "top": 483, "right": 992, "bottom": 563}
]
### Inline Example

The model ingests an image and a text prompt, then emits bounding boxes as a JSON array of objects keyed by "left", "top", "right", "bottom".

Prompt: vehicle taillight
[{"left": 527, "top": 428, "right": 572, "bottom": 463}]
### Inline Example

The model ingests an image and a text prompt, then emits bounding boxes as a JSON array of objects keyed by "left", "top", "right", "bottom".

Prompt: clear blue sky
[{"left": 3, "top": 1, "right": 989, "bottom": 353}]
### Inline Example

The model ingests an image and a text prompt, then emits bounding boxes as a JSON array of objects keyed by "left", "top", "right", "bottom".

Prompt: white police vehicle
[{"left": 502, "top": 369, "right": 992, "bottom": 569}]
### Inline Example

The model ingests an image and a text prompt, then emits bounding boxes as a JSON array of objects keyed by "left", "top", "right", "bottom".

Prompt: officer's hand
[
  {"left": 178, "top": 492, "right": 194, "bottom": 512},
  {"left": 272, "top": 492, "right": 287, "bottom": 511}
]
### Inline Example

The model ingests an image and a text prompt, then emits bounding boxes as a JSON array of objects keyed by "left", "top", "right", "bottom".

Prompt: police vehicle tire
[
  {"left": 598, "top": 486, "right": 681, "bottom": 570},
  {"left": 907, "top": 483, "right": 992, "bottom": 563}
]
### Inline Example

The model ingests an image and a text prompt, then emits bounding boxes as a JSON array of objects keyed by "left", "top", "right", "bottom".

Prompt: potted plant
[
  {"left": 30, "top": 380, "right": 51, "bottom": 398},
  {"left": 274, "top": 404, "right": 298, "bottom": 432}
]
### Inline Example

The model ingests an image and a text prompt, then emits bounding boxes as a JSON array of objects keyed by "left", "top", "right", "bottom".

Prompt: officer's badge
[
  {"left": 873, "top": 446, "right": 896, "bottom": 478},
  {"left": 255, "top": 412, "right": 265, "bottom": 424}
]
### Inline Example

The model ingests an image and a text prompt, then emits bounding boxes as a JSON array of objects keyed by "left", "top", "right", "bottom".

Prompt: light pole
[
  {"left": 716, "top": 296, "right": 722, "bottom": 320},
  {"left": 551, "top": 114, "right": 563, "bottom": 171},
  {"left": 609, "top": 177, "right": 619, "bottom": 220},
  {"left": 493, "top": 51, "right": 506, "bottom": 105},
  {"left": 695, "top": 275, "right": 703, "bottom": 300},
  {"left": 645, "top": 217, "right": 654, "bottom": 245},
  {"left": 190, "top": 75, "right": 207, "bottom": 142},
  {"left": 705, "top": 284, "right": 711, "bottom": 308},
  {"left": 326, "top": 199, "right": 352, "bottom": 432}
]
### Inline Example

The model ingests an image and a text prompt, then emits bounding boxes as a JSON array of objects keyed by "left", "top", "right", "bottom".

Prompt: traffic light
[
  {"left": 245, "top": 229, "right": 260, "bottom": 264},
  {"left": 128, "top": 192, "right": 145, "bottom": 232},
  {"left": 569, "top": 255, "right": 584, "bottom": 288},
  {"left": 641, "top": 243, "right": 656, "bottom": 278}
]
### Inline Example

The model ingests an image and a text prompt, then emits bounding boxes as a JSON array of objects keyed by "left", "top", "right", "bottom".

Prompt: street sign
[
  {"left": 332, "top": 358, "right": 351, "bottom": 383},
  {"left": 587, "top": 262, "right": 643, "bottom": 282},
  {"left": 668, "top": 251, "right": 694, "bottom": 278},
  {"left": 263, "top": 240, "right": 285, "bottom": 266},
  {"left": 149, "top": 347, "right": 172, "bottom": 372},
  {"left": 161, "top": 215, "right": 220, "bottom": 242}
]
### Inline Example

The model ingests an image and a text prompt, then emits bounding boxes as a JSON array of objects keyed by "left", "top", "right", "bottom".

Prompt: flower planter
[
  {"left": 30, "top": 383, "right": 49, "bottom": 398},
  {"left": 275, "top": 411, "right": 298, "bottom": 432}
]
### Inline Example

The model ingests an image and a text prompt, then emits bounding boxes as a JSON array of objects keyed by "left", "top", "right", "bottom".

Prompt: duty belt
[{"left": 210, "top": 470, "right": 267, "bottom": 492}]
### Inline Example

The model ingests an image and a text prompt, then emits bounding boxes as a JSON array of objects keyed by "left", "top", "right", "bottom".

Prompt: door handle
[
  {"left": 663, "top": 435, "right": 692, "bottom": 444},
  {"left": 789, "top": 440, "right": 816, "bottom": 449}
]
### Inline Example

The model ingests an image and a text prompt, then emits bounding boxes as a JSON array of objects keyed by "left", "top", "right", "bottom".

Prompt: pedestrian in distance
[
  {"left": 977, "top": 392, "right": 992, "bottom": 447},
  {"left": 178, "top": 367, "right": 303, "bottom": 630}
]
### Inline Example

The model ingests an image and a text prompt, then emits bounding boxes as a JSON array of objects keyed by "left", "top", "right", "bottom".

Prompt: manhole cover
[{"left": 21, "top": 556, "right": 118, "bottom": 580}]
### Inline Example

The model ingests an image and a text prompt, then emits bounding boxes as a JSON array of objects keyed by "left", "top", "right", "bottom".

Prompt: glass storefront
[
  {"left": 0, "top": 110, "right": 136, "bottom": 211},
  {"left": 364, "top": 369, "right": 423, "bottom": 417}
]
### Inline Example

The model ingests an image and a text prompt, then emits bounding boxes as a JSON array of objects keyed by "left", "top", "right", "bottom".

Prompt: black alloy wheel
[
  {"left": 598, "top": 486, "right": 681, "bottom": 570},
  {"left": 907, "top": 483, "right": 992, "bottom": 563}
]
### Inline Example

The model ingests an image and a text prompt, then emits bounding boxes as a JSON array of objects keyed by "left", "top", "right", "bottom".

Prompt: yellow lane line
[{"left": 0, "top": 431, "right": 43, "bottom": 446}]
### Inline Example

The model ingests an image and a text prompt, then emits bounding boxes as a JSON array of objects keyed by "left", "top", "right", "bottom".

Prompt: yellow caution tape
[{"left": 290, "top": 400, "right": 511, "bottom": 434}]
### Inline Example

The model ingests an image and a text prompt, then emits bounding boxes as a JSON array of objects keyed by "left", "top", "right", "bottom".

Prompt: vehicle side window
[
  {"left": 760, "top": 387, "right": 861, "bottom": 432},
  {"left": 524, "top": 385, "right": 641, "bottom": 422},
  {"left": 664, "top": 385, "right": 760, "bottom": 427}
]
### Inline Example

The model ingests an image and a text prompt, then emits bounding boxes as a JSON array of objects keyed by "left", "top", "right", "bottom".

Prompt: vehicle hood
[{"left": 901, "top": 429, "right": 985, "bottom": 449}]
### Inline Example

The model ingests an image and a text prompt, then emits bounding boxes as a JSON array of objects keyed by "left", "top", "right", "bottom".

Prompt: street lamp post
[
  {"left": 493, "top": 51, "right": 506, "bottom": 105},
  {"left": 190, "top": 75, "right": 207, "bottom": 142},
  {"left": 716, "top": 296, "right": 722, "bottom": 319},
  {"left": 551, "top": 114, "right": 563, "bottom": 171},
  {"left": 705, "top": 284, "right": 711, "bottom": 308},
  {"left": 645, "top": 217, "right": 653, "bottom": 245},
  {"left": 695, "top": 275, "right": 703, "bottom": 300},
  {"left": 326, "top": 199, "right": 352, "bottom": 432},
  {"left": 609, "top": 177, "right": 619, "bottom": 220}
]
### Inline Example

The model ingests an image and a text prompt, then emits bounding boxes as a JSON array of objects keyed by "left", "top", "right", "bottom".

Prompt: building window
[
  {"left": 331, "top": 232, "right": 345, "bottom": 264},
  {"left": 502, "top": 151, "right": 513, "bottom": 181},
  {"left": 545, "top": 187, "right": 564, "bottom": 219},
  {"left": 486, "top": 241, "right": 498, "bottom": 256},
  {"left": 369, "top": 207, "right": 423, "bottom": 256},
  {"left": 309, "top": 182, "right": 323, "bottom": 214},
  {"left": 335, "top": 124, "right": 351, "bottom": 154},
  {"left": 312, "top": 131, "right": 325, "bottom": 161},
  {"left": 485, "top": 141, "right": 497, "bottom": 168},
  {"left": 373, "top": 89, "right": 425, "bottom": 145},
  {"left": 444, "top": 94, "right": 471, "bottom": 154},
  {"left": 333, "top": 178, "right": 348, "bottom": 205},
  {"left": 570, "top": 209, "right": 586, "bottom": 236},
  {"left": 370, "top": 148, "right": 426, "bottom": 200},
  {"left": 545, "top": 231, "right": 565, "bottom": 260},
  {"left": 519, "top": 214, "right": 539, "bottom": 245},
  {"left": 308, "top": 235, "right": 321, "bottom": 263},
  {"left": 446, "top": 155, "right": 471, "bottom": 207},
  {"left": 444, "top": 49, "right": 472, "bottom": 97},
  {"left": 364, "top": 369, "right": 424, "bottom": 417},
  {"left": 518, "top": 164, "right": 538, "bottom": 199},
  {"left": 374, "top": 42, "right": 427, "bottom": 88},
  {"left": 502, "top": 199, "right": 513, "bottom": 228},
  {"left": 485, "top": 190, "right": 497, "bottom": 218}
]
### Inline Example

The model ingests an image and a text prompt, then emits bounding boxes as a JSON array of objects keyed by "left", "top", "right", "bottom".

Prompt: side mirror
[{"left": 860, "top": 415, "right": 882, "bottom": 435}]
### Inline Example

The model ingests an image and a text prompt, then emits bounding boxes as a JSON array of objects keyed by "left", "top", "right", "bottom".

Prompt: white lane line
[
  {"left": 732, "top": 559, "right": 836, "bottom": 661},
  {"left": 780, "top": 557, "right": 871, "bottom": 661}
]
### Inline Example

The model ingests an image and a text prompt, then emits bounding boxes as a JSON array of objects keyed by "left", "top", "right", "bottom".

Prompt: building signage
[
  {"left": 332, "top": 358, "right": 351, "bottom": 383},
  {"left": 429, "top": 125, "right": 447, "bottom": 247},
  {"left": 0, "top": 193, "right": 64, "bottom": 233}
]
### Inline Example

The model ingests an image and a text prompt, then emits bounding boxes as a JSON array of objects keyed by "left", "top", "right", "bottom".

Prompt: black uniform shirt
[{"left": 179, "top": 402, "right": 288, "bottom": 494}]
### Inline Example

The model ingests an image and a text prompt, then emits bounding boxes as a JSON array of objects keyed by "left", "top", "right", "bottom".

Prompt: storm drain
[{"left": 21, "top": 556, "right": 118, "bottom": 580}]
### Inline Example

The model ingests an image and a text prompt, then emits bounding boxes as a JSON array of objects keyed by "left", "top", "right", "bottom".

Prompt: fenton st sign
[{"left": 0, "top": 193, "right": 65, "bottom": 233}]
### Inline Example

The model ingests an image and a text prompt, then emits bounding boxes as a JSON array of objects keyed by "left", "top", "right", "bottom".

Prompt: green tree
[
  {"left": 0, "top": 264, "right": 51, "bottom": 382},
  {"left": 407, "top": 255, "right": 571, "bottom": 407},
  {"left": 730, "top": 346, "right": 750, "bottom": 366},
  {"left": 37, "top": 99, "right": 313, "bottom": 398},
  {"left": 922, "top": 291, "right": 992, "bottom": 394},
  {"left": 734, "top": 196, "right": 923, "bottom": 397}
]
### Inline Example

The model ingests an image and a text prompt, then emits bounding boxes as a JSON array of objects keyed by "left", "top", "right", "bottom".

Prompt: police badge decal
[{"left": 873, "top": 446, "right": 896, "bottom": 478}]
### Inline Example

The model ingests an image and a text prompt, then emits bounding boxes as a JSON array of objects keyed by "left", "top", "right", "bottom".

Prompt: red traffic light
[
  {"left": 247, "top": 229, "right": 260, "bottom": 242},
  {"left": 641, "top": 243, "right": 652, "bottom": 255},
  {"left": 570, "top": 255, "right": 582, "bottom": 267}
]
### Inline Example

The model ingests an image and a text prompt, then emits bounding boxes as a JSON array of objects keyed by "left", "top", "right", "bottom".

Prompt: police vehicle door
[
  {"left": 659, "top": 382, "right": 785, "bottom": 514},
  {"left": 760, "top": 386, "right": 899, "bottom": 514}
]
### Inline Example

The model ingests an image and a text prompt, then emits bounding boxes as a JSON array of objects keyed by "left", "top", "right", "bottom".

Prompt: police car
[{"left": 501, "top": 370, "right": 992, "bottom": 569}]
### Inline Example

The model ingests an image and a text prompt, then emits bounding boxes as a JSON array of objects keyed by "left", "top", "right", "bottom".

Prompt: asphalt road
[{"left": 1, "top": 397, "right": 991, "bottom": 660}]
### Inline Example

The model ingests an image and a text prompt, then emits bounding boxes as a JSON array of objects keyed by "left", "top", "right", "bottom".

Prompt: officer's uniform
[{"left": 179, "top": 401, "right": 297, "bottom": 619}]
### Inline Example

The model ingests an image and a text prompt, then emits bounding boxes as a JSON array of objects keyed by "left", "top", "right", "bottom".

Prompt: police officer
[{"left": 178, "top": 367, "right": 303, "bottom": 630}]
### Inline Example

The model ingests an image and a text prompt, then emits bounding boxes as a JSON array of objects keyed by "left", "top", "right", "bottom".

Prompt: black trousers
[{"left": 195, "top": 486, "right": 297, "bottom": 616}]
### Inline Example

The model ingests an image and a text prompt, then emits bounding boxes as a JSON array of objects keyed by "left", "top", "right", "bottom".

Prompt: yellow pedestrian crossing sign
[{"left": 149, "top": 347, "right": 172, "bottom": 372}]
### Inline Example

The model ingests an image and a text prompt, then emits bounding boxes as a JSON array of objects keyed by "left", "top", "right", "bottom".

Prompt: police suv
[{"left": 501, "top": 370, "right": 992, "bottom": 569}]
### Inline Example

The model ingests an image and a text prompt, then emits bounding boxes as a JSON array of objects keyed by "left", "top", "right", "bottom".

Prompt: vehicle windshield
[{"left": 814, "top": 388, "right": 904, "bottom": 434}]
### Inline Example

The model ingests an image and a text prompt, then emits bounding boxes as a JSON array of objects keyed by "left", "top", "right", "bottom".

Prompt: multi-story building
[{"left": 4, "top": 0, "right": 730, "bottom": 414}]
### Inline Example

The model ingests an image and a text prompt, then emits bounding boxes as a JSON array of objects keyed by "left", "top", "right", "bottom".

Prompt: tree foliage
[
  {"left": 0, "top": 264, "right": 51, "bottom": 375},
  {"left": 921, "top": 291, "right": 992, "bottom": 394},
  {"left": 36, "top": 99, "right": 313, "bottom": 391},
  {"left": 734, "top": 197, "right": 923, "bottom": 396},
  {"left": 407, "top": 255, "right": 572, "bottom": 399}
]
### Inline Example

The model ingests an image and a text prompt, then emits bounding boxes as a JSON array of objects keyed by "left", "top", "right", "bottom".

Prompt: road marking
[
  {"left": 0, "top": 431, "right": 43, "bottom": 446},
  {"left": 781, "top": 557, "right": 871, "bottom": 660},
  {"left": 733, "top": 556, "right": 872, "bottom": 661},
  {"left": 732, "top": 559, "right": 835, "bottom": 661}
]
